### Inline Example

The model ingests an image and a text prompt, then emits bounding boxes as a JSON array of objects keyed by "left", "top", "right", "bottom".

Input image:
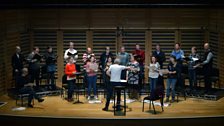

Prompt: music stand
[{"left": 73, "top": 72, "right": 84, "bottom": 104}]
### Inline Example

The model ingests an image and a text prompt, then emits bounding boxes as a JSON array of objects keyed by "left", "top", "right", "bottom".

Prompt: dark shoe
[
  {"left": 171, "top": 99, "right": 175, "bottom": 103},
  {"left": 28, "top": 104, "right": 33, "bottom": 108},
  {"left": 38, "top": 98, "right": 44, "bottom": 103},
  {"left": 165, "top": 98, "right": 169, "bottom": 103},
  {"left": 67, "top": 98, "right": 74, "bottom": 102},
  {"left": 102, "top": 107, "right": 108, "bottom": 111}
]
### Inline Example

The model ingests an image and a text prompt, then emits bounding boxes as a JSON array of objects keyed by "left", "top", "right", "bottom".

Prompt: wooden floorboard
[{"left": 0, "top": 94, "right": 224, "bottom": 119}]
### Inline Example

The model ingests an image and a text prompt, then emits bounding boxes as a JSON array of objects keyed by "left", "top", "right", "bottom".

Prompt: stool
[{"left": 113, "top": 86, "right": 126, "bottom": 116}]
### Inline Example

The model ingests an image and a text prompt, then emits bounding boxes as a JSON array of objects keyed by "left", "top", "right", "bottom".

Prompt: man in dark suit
[
  {"left": 152, "top": 44, "right": 166, "bottom": 69},
  {"left": 27, "top": 47, "right": 42, "bottom": 88},
  {"left": 11, "top": 46, "right": 24, "bottom": 79}
]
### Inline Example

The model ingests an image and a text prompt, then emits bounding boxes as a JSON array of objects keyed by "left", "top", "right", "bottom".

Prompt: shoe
[
  {"left": 102, "top": 107, "right": 108, "bottom": 111},
  {"left": 171, "top": 99, "right": 175, "bottom": 103},
  {"left": 94, "top": 96, "right": 98, "bottom": 100},
  {"left": 38, "top": 98, "right": 44, "bottom": 103},
  {"left": 165, "top": 98, "right": 169, "bottom": 103},
  {"left": 28, "top": 104, "right": 33, "bottom": 108},
  {"left": 67, "top": 98, "right": 74, "bottom": 102}
]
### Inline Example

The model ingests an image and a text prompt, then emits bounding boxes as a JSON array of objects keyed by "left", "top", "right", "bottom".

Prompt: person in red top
[
  {"left": 65, "top": 56, "right": 77, "bottom": 102},
  {"left": 132, "top": 44, "right": 145, "bottom": 88}
]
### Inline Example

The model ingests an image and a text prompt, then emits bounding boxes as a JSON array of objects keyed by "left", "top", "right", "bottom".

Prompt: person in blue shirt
[
  {"left": 171, "top": 43, "right": 185, "bottom": 63},
  {"left": 171, "top": 43, "right": 185, "bottom": 91},
  {"left": 117, "top": 46, "right": 130, "bottom": 80}
]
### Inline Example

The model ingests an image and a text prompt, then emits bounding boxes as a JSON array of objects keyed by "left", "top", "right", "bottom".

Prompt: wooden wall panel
[
  {"left": 91, "top": 10, "right": 118, "bottom": 28},
  {"left": 219, "top": 32, "right": 224, "bottom": 88},
  {"left": 63, "top": 31, "right": 87, "bottom": 67},
  {"left": 181, "top": 30, "right": 204, "bottom": 57},
  {"left": 119, "top": 9, "right": 146, "bottom": 28},
  {"left": 209, "top": 31, "right": 219, "bottom": 68},
  {"left": 60, "top": 9, "right": 89, "bottom": 29},
  {"left": 33, "top": 31, "right": 58, "bottom": 77},
  {"left": 150, "top": 9, "right": 178, "bottom": 28},
  {"left": 151, "top": 30, "right": 176, "bottom": 68},
  {"left": 2, "top": 8, "right": 224, "bottom": 96},
  {"left": 122, "top": 30, "right": 145, "bottom": 53},
  {"left": 20, "top": 31, "right": 31, "bottom": 59},
  {"left": 179, "top": 9, "right": 208, "bottom": 27},
  {"left": 30, "top": 9, "right": 58, "bottom": 29},
  {"left": 92, "top": 31, "right": 116, "bottom": 59}
]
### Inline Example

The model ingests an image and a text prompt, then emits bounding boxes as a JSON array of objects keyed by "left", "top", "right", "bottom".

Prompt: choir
[{"left": 12, "top": 42, "right": 214, "bottom": 110}]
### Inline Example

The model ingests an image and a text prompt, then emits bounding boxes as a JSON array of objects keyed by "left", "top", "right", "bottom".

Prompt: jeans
[
  {"left": 67, "top": 79, "right": 76, "bottom": 99},
  {"left": 149, "top": 77, "right": 158, "bottom": 93},
  {"left": 87, "top": 75, "right": 97, "bottom": 96},
  {"left": 188, "top": 69, "right": 197, "bottom": 89},
  {"left": 166, "top": 78, "right": 177, "bottom": 99},
  {"left": 47, "top": 72, "right": 56, "bottom": 90}
]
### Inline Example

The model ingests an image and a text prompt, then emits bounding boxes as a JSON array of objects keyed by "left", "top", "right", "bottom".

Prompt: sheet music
[{"left": 192, "top": 57, "right": 199, "bottom": 61}]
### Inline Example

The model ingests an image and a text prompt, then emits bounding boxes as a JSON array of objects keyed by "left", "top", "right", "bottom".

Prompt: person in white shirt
[
  {"left": 64, "top": 42, "right": 78, "bottom": 63},
  {"left": 102, "top": 59, "right": 130, "bottom": 111},
  {"left": 147, "top": 56, "right": 160, "bottom": 93}
]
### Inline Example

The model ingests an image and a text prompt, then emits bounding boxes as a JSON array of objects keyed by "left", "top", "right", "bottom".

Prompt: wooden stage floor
[{"left": 0, "top": 94, "right": 224, "bottom": 119}]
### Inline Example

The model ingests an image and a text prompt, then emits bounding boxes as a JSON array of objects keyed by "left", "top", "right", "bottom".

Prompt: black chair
[{"left": 142, "top": 86, "right": 164, "bottom": 114}]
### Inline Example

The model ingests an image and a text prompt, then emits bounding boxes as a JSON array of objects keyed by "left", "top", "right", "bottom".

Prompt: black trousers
[
  {"left": 19, "top": 87, "right": 39, "bottom": 105},
  {"left": 105, "top": 82, "right": 122, "bottom": 109},
  {"left": 67, "top": 79, "right": 77, "bottom": 99},
  {"left": 30, "top": 68, "right": 40, "bottom": 87},
  {"left": 204, "top": 68, "right": 212, "bottom": 92}
]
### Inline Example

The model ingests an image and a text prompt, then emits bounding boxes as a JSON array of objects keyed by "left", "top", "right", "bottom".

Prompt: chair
[{"left": 142, "top": 86, "right": 164, "bottom": 114}]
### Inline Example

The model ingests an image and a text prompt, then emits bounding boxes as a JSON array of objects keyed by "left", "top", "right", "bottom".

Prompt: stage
[{"left": 0, "top": 94, "right": 224, "bottom": 125}]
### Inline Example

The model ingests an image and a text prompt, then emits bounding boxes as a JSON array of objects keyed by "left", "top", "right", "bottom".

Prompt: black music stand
[{"left": 73, "top": 72, "right": 84, "bottom": 104}]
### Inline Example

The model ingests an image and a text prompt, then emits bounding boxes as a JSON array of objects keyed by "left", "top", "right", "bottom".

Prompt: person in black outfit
[
  {"left": 100, "top": 46, "right": 114, "bottom": 88},
  {"left": 152, "top": 44, "right": 166, "bottom": 69},
  {"left": 16, "top": 68, "right": 44, "bottom": 108},
  {"left": 43, "top": 46, "right": 57, "bottom": 90},
  {"left": 27, "top": 47, "right": 42, "bottom": 88},
  {"left": 11, "top": 46, "right": 24, "bottom": 79},
  {"left": 200, "top": 43, "right": 213, "bottom": 93}
]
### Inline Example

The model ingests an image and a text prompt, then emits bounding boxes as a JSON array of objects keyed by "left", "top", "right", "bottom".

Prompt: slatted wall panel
[
  {"left": 220, "top": 32, "right": 224, "bottom": 88},
  {"left": 181, "top": 30, "right": 204, "bottom": 59},
  {"left": 93, "top": 31, "right": 116, "bottom": 61},
  {"left": 63, "top": 31, "right": 87, "bottom": 70},
  {"left": 92, "top": 31, "right": 116, "bottom": 84},
  {"left": 122, "top": 31, "right": 145, "bottom": 54},
  {"left": 6, "top": 31, "right": 19, "bottom": 88},
  {"left": 209, "top": 31, "right": 219, "bottom": 68},
  {"left": 0, "top": 18, "right": 6, "bottom": 95},
  {"left": 20, "top": 32, "right": 30, "bottom": 60},
  {"left": 33, "top": 31, "right": 58, "bottom": 77},
  {"left": 152, "top": 31, "right": 175, "bottom": 67}
]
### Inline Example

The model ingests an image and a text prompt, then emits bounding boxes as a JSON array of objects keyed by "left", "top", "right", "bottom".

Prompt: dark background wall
[{"left": 0, "top": 8, "right": 223, "bottom": 95}]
